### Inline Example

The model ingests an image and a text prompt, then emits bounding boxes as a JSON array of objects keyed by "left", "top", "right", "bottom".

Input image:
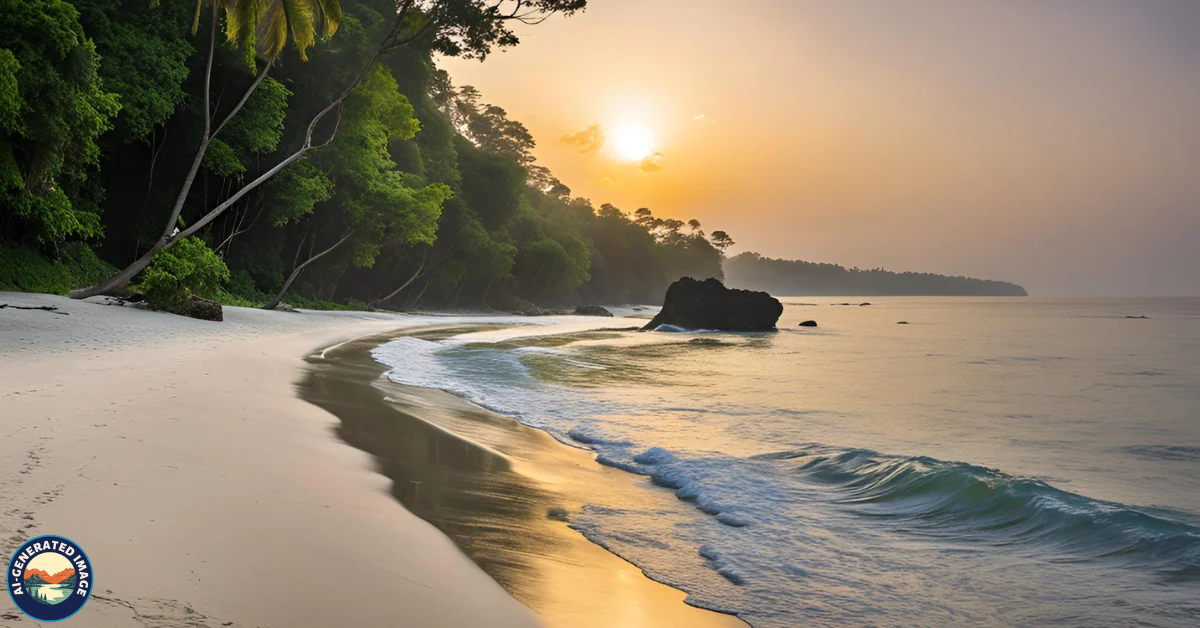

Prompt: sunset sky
[{"left": 440, "top": 1, "right": 1200, "bottom": 296}]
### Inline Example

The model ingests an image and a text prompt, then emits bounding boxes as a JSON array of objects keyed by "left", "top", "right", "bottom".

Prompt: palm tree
[{"left": 207, "top": 0, "right": 342, "bottom": 62}]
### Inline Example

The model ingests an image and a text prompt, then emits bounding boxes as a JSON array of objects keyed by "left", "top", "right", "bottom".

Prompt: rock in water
[
  {"left": 641, "top": 277, "right": 783, "bottom": 331},
  {"left": 798, "top": 320, "right": 818, "bottom": 327},
  {"left": 574, "top": 304, "right": 614, "bottom": 317}
]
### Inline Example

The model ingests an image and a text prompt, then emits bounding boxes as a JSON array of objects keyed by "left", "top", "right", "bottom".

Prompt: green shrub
[
  {"left": 136, "top": 237, "right": 229, "bottom": 313},
  {"left": 214, "top": 290, "right": 261, "bottom": 308},
  {"left": 60, "top": 242, "right": 117, "bottom": 286},
  {"left": 0, "top": 246, "right": 69, "bottom": 293},
  {"left": 217, "top": 268, "right": 267, "bottom": 307},
  {"left": 0, "top": 243, "right": 117, "bottom": 294},
  {"left": 281, "top": 294, "right": 367, "bottom": 311}
]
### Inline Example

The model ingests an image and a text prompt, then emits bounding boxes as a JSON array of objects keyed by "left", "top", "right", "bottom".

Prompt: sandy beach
[
  {"left": 0, "top": 292, "right": 744, "bottom": 627},
  {"left": 1, "top": 292, "right": 539, "bottom": 626}
]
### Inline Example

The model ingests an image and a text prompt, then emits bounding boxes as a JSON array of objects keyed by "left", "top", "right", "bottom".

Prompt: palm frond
[
  {"left": 310, "top": 0, "right": 342, "bottom": 40},
  {"left": 255, "top": 0, "right": 293, "bottom": 61},
  {"left": 224, "top": 0, "right": 256, "bottom": 49},
  {"left": 206, "top": 0, "right": 342, "bottom": 62},
  {"left": 285, "top": 0, "right": 317, "bottom": 60},
  {"left": 192, "top": 0, "right": 205, "bottom": 34}
]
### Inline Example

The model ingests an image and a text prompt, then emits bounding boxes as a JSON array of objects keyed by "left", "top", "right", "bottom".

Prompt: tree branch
[
  {"left": 264, "top": 229, "right": 355, "bottom": 310},
  {"left": 213, "top": 59, "right": 275, "bottom": 138}
]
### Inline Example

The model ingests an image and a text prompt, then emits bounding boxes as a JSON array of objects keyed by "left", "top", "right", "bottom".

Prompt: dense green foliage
[
  {"left": 724, "top": 252, "right": 1028, "bottom": 296},
  {"left": 136, "top": 236, "right": 229, "bottom": 312},
  {"left": 0, "top": 0, "right": 737, "bottom": 313},
  {"left": 0, "top": 0, "right": 120, "bottom": 245},
  {"left": 0, "top": 243, "right": 116, "bottom": 294}
]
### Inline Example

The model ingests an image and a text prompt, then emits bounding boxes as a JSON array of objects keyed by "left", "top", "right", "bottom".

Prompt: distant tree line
[
  {"left": 724, "top": 252, "right": 1027, "bottom": 296},
  {"left": 0, "top": 0, "right": 734, "bottom": 312}
]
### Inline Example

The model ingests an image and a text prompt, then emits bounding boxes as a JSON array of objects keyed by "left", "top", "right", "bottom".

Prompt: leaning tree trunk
[
  {"left": 405, "top": 280, "right": 431, "bottom": 309},
  {"left": 263, "top": 230, "right": 354, "bottom": 310},
  {"left": 70, "top": 0, "right": 418, "bottom": 300},
  {"left": 370, "top": 248, "right": 427, "bottom": 308}
]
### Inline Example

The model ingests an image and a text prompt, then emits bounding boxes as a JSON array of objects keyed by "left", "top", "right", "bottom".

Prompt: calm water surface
[{"left": 373, "top": 298, "right": 1200, "bottom": 627}]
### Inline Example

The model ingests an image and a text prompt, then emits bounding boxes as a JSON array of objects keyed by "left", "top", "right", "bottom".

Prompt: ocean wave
[
  {"left": 364, "top": 310, "right": 1200, "bottom": 627},
  {"left": 758, "top": 445, "right": 1200, "bottom": 578},
  {"left": 567, "top": 427, "right": 632, "bottom": 446}
]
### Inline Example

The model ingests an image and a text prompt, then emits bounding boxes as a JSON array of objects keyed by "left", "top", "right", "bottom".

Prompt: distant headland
[{"left": 724, "top": 252, "right": 1028, "bottom": 297}]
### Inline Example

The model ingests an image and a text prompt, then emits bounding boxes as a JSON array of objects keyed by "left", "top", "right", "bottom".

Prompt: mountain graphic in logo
[
  {"left": 18, "top": 550, "right": 81, "bottom": 606},
  {"left": 24, "top": 568, "right": 76, "bottom": 584}
]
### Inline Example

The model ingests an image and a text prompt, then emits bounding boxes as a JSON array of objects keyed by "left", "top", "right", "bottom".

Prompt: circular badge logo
[{"left": 7, "top": 536, "right": 93, "bottom": 622}]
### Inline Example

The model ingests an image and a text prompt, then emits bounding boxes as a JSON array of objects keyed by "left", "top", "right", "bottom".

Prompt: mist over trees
[
  {"left": 724, "top": 252, "right": 1028, "bottom": 297},
  {"left": 1, "top": 0, "right": 732, "bottom": 311}
]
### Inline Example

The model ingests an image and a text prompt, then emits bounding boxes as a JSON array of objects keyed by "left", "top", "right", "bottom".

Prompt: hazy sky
[{"left": 440, "top": 1, "right": 1200, "bottom": 296}]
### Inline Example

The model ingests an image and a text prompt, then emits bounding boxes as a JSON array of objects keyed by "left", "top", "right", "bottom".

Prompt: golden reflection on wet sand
[{"left": 299, "top": 329, "right": 746, "bottom": 628}]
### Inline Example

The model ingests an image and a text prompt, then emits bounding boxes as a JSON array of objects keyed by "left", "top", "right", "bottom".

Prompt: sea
[{"left": 371, "top": 297, "right": 1200, "bottom": 627}]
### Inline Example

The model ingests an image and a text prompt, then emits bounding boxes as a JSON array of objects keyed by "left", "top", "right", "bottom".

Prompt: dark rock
[
  {"left": 798, "top": 320, "right": 818, "bottom": 327},
  {"left": 642, "top": 277, "right": 783, "bottom": 332},
  {"left": 574, "top": 304, "right": 614, "bottom": 317},
  {"left": 1125, "top": 315, "right": 1149, "bottom": 319},
  {"left": 183, "top": 296, "right": 223, "bottom": 321},
  {"left": 859, "top": 302, "right": 872, "bottom": 306},
  {"left": 896, "top": 321, "right": 910, "bottom": 325}
]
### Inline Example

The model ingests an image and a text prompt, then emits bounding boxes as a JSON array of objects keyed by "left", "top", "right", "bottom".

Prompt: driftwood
[{"left": 0, "top": 304, "right": 69, "bottom": 315}]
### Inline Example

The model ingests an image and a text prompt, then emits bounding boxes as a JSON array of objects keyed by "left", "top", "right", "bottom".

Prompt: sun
[{"left": 609, "top": 123, "right": 655, "bottom": 161}]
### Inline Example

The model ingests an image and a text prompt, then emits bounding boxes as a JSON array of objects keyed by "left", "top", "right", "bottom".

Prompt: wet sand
[
  {"left": 300, "top": 329, "right": 747, "bottom": 628},
  {"left": 0, "top": 294, "right": 538, "bottom": 627}
]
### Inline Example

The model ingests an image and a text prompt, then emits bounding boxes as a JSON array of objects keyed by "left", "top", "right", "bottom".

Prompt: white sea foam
[{"left": 369, "top": 298, "right": 1200, "bottom": 628}]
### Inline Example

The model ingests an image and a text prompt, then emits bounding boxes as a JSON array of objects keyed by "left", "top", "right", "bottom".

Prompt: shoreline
[
  {"left": 301, "top": 328, "right": 747, "bottom": 627},
  {"left": 1, "top": 292, "right": 737, "bottom": 627},
  {"left": 0, "top": 293, "right": 539, "bottom": 627}
]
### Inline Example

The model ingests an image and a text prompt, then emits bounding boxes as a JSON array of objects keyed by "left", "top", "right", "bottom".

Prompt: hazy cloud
[
  {"left": 560, "top": 123, "right": 607, "bottom": 154},
  {"left": 640, "top": 152, "right": 665, "bottom": 172},
  {"left": 694, "top": 113, "right": 716, "bottom": 123}
]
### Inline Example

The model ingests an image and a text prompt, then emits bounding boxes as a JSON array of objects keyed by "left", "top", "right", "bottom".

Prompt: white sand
[{"left": 0, "top": 292, "right": 541, "bottom": 627}]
